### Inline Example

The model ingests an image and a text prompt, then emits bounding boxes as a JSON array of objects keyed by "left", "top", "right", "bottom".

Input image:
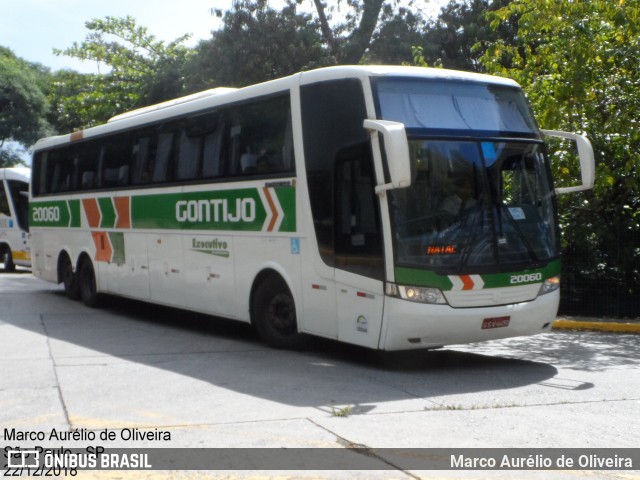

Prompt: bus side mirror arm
[
  {"left": 364, "top": 119, "right": 412, "bottom": 193},
  {"left": 541, "top": 129, "right": 595, "bottom": 194}
]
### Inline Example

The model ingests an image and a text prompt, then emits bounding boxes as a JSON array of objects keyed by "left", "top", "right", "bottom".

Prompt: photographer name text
[{"left": 4, "top": 427, "right": 170, "bottom": 443}]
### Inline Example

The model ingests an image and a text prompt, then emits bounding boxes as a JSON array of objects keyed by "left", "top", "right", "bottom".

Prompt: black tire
[
  {"left": 61, "top": 256, "right": 80, "bottom": 300},
  {"left": 1, "top": 246, "right": 15, "bottom": 273},
  {"left": 251, "top": 274, "right": 309, "bottom": 350},
  {"left": 79, "top": 259, "right": 100, "bottom": 308}
]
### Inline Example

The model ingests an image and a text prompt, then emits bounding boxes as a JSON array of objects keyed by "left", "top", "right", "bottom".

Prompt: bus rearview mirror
[
  {"left": 541, "top": 129, "right": 595, "bottom": 194},
  {"left": 364, "top": 119, "right": 412, "bottom": 192}
]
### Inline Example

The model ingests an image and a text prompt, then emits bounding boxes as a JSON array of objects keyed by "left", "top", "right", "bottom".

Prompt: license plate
[{"left": 482, "top": 316, "right": 510, "bottom": 329}]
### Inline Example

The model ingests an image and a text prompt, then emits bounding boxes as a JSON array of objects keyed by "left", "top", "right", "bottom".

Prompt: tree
[
  {"left": 313, "top": 0, "right": 420, "bottom": 65},
  {"left": 481, "top": 0, "right": 640, "bottom": 316},
  {"left": 366, "top": 6, "right": 426, "bottom": 64},
  {"left": 189, "top": 0, "right": 327, "bottom": 89},
  {"left": 53, "top": 16, "right": 194, "bottom": 128},
  {"left": 416, "top": 0, "right": 514, "bottom": 71},
  {"left": 0, "top": 47, "right": 51, "bottom": 162}
]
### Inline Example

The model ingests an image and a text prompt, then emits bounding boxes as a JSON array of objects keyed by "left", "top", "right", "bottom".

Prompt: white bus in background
[
  {"left": 28, "top": 66, "right": 594, "bottom": 351},
  {"left": 0, "top": 167, "right": 31, "bottom": 271}
]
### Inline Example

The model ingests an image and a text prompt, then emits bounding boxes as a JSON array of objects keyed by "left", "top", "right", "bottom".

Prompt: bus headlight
[
  {"left": 538, "top": 275, "right": 560, "bottom": 296},
  {"left": 386, "top": 283, "right": 447, "bottom": 304}
]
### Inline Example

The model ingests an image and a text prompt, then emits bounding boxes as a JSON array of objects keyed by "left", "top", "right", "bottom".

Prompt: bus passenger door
[
  {"left": 334, "top": 147, "right": 385, "bottom": 348},
  {"left": 148, "top": 233, "right": 185, "bottom": 307}
]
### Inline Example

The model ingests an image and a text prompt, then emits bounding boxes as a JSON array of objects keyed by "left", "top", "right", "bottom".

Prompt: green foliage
[
  {"left": 367, "top": 7, "right": 426, "bottom": 64},
  {"left": 0, "top": 147, "right": 26, "bottom": 168},
  {"left": 0, "top": 47, "right": 51, "bottom": 148},
  {"left": 189, "top": 0, "right": 327, "bottom": 89},
  {"left": 416, "top": 0, "right": 514, "bottom": 71},
  {"left": 481, "top": 0, "right": 640, "bottom": 315},
  {"left": 52, "top": 16, "right": 195, "bottom": 128}
]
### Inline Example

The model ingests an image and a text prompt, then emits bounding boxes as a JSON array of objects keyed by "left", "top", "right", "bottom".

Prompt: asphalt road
[{"left": 1, "top": 271, "right": 638, "bottom": 479}]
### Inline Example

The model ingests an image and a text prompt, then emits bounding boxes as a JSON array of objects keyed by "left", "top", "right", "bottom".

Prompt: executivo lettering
[{"left": 191, "top": 237, "right": 230, "bottom": 257}]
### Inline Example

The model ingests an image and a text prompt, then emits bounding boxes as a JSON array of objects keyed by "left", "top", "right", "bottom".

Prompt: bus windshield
[
  {"left": 373, "top": 78, "right": 559, "bottom": 273},
  {"left": 389, "top": 140, "right": 559, "bottom": 272},
  {"left": 7, "top": 180, "right": 29, "bottom": 232}
]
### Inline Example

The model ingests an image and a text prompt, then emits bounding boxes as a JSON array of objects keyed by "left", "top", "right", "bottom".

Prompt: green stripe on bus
[
  {"left": 274, "top": 187, "right": 296, "bottom": 232},
  {"left": 395, "top": 259, "right": 561, "bottom": 290},
  {"left": 31, "top": 186, "right": 296, "bottom": 233},
  {"left": 394, "top": 268, "right": 453, "bottom": 290},
  {"left": 68, "top": 200, "right": 81, "bottom": 228},
  {"left": 480, "top": 260, "right": 561, "bottom": 289},
  {"left": 130, "top": 186, "right": 296, "bottom": 232},
  {"left": 98, "top": 197, "right": 116, "bottom": 228},
  {"left": 30, "top": 200, "right": 71, "bottom": 228},
  {"left": 131, "top": 189, "right": 266, "bottom": 231}
]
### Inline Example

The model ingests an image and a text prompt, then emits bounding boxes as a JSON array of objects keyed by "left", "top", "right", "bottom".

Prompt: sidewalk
[{"left": 553, "top": 316, "right": 640, "bottom": 333}]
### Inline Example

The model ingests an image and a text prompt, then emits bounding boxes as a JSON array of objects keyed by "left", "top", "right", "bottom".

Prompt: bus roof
[
  {"left": 298, "top": 65, "right": 520, "bottom": 87},
  {"left": 33, "top": 65, "right": 521, "bottom": 152},
  {"left": 0, "top": 167, "right": 31, "bottom": 182}
]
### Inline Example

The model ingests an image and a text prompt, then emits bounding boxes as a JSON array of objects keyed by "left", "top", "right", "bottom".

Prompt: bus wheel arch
[
  {"left": 0, "top": 243, "right": 15, "bottom": 272},
  {"left": 57, "top": 251, "right": 80, "bottom": 300},
  {"left": 77, "top": 253, "right": 100, "bottom": 308},
  {"left": 250, "top": 269, "right": 309, "bottom": 350}
]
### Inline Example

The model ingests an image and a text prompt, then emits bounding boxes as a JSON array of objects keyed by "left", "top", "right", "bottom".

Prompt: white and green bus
[
  {"left": 1, "top": 167, "right": 31, "bottom": 271},
  {"left": 29, "top": 66, "right": 594, "bottom": 350}
]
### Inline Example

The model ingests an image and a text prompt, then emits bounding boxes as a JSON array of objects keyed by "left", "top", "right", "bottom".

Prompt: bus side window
[
  {"left": 76, "top": 142, "right": 99, "bottom": 191},
  {"left": 334, "top": 143, "right": 384, "bottom": 279},
  {"left": 202, "top": 125, "right": 224, "bottom": 178},
  {"left": 100, "top": 135, "right": 133, "bottom": 188},
  {"left": 131, "top": 136, "right": 152, "bottom": 185},
  {"left": 177, "top": 130, "right": 202, "bottom": 180},
  {"left": 301, "top": 78, "right": 370, "bottom": 270},
  {"left": 35, "top": 152, "right": 48, "bottom": 195},
  {"left": 224, "top": 94, "right": 294, "bottom": 178},
  {"left": 152, "top": 132, "right": 176, "bottom": 183},
  {"left": 49, "top": 153, "right": 72, "bottom": 193}
]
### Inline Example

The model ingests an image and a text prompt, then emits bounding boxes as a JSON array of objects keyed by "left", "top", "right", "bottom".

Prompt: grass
[{"left": 331, "top": 405, "right": 353, "bottom": 417}]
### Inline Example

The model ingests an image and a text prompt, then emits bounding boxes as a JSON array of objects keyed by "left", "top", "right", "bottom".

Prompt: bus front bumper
[{"left": 380, "top": 290, "right": 559, "bottom": 351}]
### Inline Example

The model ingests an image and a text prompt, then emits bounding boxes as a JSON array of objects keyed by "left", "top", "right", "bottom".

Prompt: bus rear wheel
[
  {"left": 79, "top": 259, "right": 99, "bottom": 308},
  {"left": 251, "top": 274, "right": 308, "bottom": 350}
]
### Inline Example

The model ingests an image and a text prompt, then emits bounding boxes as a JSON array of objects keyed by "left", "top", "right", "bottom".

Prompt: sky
[
  {"left": 1, "top": 0, "right": 226, "bottom": 72},
  {"left": 1, "top": 0, "right": 446, "bottom": 73}
]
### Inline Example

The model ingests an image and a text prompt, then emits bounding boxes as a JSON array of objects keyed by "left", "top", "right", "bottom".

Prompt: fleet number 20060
[
  {"left": 510, "top": 272, "right": 542, "bottom": 284},
  {"left": 32, "top": 206, "right": 61, "bottom": 222}
]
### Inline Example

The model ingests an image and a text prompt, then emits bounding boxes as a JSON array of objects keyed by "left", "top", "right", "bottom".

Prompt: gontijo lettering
[{"left": 176, "top": 198, "right": 256, "bottom": 223}]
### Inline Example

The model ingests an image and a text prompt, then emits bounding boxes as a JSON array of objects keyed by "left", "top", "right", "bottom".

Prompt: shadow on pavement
[{"left": 2, "top": 284, "right": 564, "bottom": 409}]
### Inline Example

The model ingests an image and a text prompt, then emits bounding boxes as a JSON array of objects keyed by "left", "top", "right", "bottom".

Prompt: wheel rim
[{"left": 266, "top": 292, "right": 296, "bottom": 334}]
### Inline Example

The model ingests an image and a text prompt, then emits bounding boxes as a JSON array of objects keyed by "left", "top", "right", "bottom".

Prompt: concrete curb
[{"left": 552, "top": 319, "right": 640, "bottom": 333}]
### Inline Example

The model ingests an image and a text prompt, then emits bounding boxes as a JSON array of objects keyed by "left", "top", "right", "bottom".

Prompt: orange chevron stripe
[
  {"left": 460, "top": 275, "right": 475, "bottom": 290},
  {"left": 263, "top": 187, "right": 279, "bottom": 232},
  {"left": 114, "top": 196, "right": 131, "bottom": 228},
  {"left": 82, "top": 198, "right": 101, "bottom": 228},
  {"left": 92, "top": 232, "right": 112, "bottom": 263}
]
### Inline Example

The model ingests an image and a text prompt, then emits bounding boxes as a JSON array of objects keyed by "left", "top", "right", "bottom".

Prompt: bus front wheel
[
  {"left": 79, "top": 259, "right": 99, "bottom": 308},
  {"left": 1, "top": 245, "right": 15, "bottom": 272},
  {"left": 251, "top": 274, "right": 309, "bottom": 350}
]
